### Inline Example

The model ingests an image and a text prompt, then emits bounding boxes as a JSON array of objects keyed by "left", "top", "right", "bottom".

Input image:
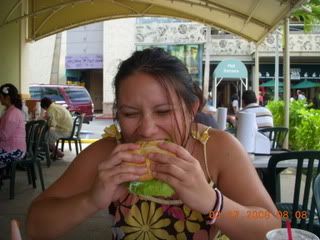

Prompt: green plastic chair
[
  {"left": 55, "top": 114, "right": 84, "bottom": 157},
  {"left": 7, "top": 120, "right": 46, "bottom": 199},
  {"left": 267, "top": 151, "right": 320, "bottom": 233},
  {"left": 258, "top": 127, "right": 289, "bottom": 151},
  {"left": 35, "top": 120, "right": 51, "bottom": 167}
]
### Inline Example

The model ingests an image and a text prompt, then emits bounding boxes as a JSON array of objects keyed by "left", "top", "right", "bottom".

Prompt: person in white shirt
[
  {"left": 238, "top": 90, "right": 274, "bottom": 129},
  {"left": 297, "top": 90, "right": 306, "bottom": 100}
]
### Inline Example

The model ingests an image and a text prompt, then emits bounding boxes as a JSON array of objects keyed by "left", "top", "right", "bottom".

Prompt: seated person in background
[
  {"left": 238, "top": 90, "right": 274, "bottom": 129},
  {"left": 0, "top": 84, "right": 26, "bottom": 168},
  {"left": 231, "top": 94, "right": 239, "bottom": 115},
  {"left": 40, "top": 97, "right": 73, "bottom": 158},
  {"left": 27, "top": 48, "right": 280, "bottom": 240},
  {"left": 193, "top": 83, "right": 218, "bottom": 128}
]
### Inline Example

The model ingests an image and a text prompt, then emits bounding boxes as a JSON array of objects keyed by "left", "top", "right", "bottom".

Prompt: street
[{"left": 80, "top": 117, "right": 114, "bottom": 140}]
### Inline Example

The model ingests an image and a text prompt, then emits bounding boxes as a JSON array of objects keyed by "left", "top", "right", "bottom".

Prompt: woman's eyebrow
[
  {"left": 120, "top": 104, "right": 171, "bottom": 109},
  {"left": 119, "top": 105, "right": 139, "bottom": 110},
  {"left": 154, "top": 103, "right": 172, "bottom": 108}
]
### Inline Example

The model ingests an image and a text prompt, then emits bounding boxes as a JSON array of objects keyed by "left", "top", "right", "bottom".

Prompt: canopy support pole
[
  {"left": 213, "top": 77, "right": 217, "bottom": 108},
  {"left": 203, "top": 26, "right": 211, "bottom": 101},
  {"left": 274, "top": 30, "right": 279, "bottom": 101},
  {"left": 283, "top": 17, "right": 290, "bottom": 148},
  {"left": 253, "top": 44, "right": 259, "bottom": 98}
]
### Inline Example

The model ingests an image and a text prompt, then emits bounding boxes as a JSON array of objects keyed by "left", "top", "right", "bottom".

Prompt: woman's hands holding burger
[
  {"left": 88, "top": 143, "right": 147, "bottom": 210},
  {"left": 148, "top": 142, "right": 216, "bottom": 214}
]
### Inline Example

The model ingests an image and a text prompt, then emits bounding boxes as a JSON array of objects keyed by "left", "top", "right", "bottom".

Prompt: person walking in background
[
  {"left": 297, "top": 89, "right": 306, "bottom": 100},
  {"left": 239, "top": 90, "right": 274, "bottom": 129},
  {"left": 40, "top": 97, "right": 73, "bottom": 158},
  {"left": 0, "top": 84, "right": 26, "bottom": 168},
  {"left": 231, "top": 93, "right": 239, "bottom": 114},
  {"left": 258, "top": 91, "right": 264, "bottom": 106}
]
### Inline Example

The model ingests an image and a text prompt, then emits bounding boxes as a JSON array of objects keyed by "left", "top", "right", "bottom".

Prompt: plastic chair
[
  {"left": 267, "top": 151, "right": 320, "bottom": 233},
  {"left": 314, "top": 174, "right": 320, "bottom": 220},
  {"left": 5, "top": 120, "right": 46, "bottom": 199},
  {"left": 55, "top": 114, "right": 84, "bottom": 156},
  {"left": 258, "top": 127, "right": 289, "bottom": 151},
  {"left": 35, "top": 120, "right": 51, "bottom": 167}
]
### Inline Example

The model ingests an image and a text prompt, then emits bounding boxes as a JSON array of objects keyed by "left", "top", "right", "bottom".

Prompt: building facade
[{"left": 63, "top": 18, "right": 320, "bottom": 114}]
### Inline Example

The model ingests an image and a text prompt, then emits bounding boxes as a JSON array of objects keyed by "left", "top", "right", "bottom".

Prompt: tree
[{"left": 292, "top": 0, "right": 320, "bottom": 32}]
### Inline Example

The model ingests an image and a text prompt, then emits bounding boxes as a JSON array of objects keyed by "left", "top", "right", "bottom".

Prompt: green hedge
[{"left": 266, "top": 100, "right": 320, "bottom": 150}]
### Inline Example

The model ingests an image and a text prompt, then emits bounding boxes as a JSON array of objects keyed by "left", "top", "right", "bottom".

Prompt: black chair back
[
  {"left": 259, "top": 127, "right": 289, "bottom": 150},
  {"left": 267, "top": 151, "right": 320, "bottom": 232},
  {"left": 74, "top": 114, "right": 84, "bottom": 139},
  {"left": 314, "top": 174, "right": 320, "bottom": 221},
  {"left": 70, "top": 114, "right": 83, "bottom": 138},
  {"left": 5, "top": 120, "right": 46, "bottom": 199}
]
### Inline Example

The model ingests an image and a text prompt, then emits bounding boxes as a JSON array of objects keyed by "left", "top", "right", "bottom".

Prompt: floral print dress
[{"left": 103, "top": 125, "right": 229, "bottom": 240}]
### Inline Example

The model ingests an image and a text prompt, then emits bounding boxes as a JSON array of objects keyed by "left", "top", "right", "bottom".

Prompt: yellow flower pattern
[
  {"left": 173, "top": 205, "right": 203, "bottom": 239},
  {"left": 105, "top": 125, "right": 230, "bottom": 240},
  {"left": 191, "top": 127, "right": 210, "bottom": 144},
  {"left": 121, "top": 201, "right": 175, "bottom": 240},
  {"left": 102, "top": 124, "right": 122, "bottom": 140}
]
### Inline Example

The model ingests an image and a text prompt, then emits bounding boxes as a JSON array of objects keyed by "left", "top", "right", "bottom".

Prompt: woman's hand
[
  {"left": 148, "top": 142, "right": 216, "bottom": 214},
  {"left": 88, "top": 143, "right": 147, "bottom": 210}
]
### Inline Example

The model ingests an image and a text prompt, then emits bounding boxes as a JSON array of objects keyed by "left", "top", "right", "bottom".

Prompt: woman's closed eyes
[{"left": 119, "top": 108, "right": 173, "bottom": 118}]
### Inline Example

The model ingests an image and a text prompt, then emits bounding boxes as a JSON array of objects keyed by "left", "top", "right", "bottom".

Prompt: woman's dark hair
[
  {"left": 231, "top": 93, "right": 238, "bottom": 101},
  {"left": 0, "top": 83, "right": 22, "bottom": 110},
  {"left": 242, "top": 90, "right": 257, "bottom": 105},
  {"left": 40, "top": 97, "right": 52, "bottom": 109},
  {"left": 192, "top": 83, "right": 206, "bottom": 112},
  {"left": 113, "top": 48, "right": 201, "bottom": 145}
]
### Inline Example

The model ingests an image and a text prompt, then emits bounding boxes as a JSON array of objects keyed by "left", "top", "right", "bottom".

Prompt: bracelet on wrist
[{"left": 206, "top": 188, "right": 224, "bottom": 225}]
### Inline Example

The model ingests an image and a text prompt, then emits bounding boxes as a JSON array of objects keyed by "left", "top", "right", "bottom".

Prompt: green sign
[{"left": 213, "top": 59, "right": 248, "bottom": 79}]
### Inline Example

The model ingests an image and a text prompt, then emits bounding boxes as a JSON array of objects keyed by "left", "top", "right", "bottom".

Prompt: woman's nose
[{"left": 138, "top": 114, "right": 158, "bottom": 138}]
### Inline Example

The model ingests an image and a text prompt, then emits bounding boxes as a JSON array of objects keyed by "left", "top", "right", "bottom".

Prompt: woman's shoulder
[
  {"left": 82, "top": 137, "right": 118, "bottom": 158},
  {"left": 205, "top": 126, "right": 246, "bottom": 157}
]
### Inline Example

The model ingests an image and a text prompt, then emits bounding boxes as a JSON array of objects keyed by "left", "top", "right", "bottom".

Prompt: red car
[{"left": 29, "top": 84, "right": 94, "bottom": 123}]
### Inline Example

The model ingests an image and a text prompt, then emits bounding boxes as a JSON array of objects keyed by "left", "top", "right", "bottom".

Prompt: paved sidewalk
[{"left": 0, "top": 144, "right": 113, "bottom": 240}]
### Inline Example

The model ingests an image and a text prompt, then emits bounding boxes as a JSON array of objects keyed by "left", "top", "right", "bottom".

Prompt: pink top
[{"left": 0, "top": 105, "right": 26, "bottom": 153}]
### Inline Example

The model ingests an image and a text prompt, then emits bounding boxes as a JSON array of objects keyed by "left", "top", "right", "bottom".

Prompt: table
[{"left": 250, "top": 153, "right": 319, "bottom": 169}]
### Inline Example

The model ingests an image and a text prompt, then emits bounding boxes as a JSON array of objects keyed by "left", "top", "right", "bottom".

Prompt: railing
[{"left": 135, "top": 21, "right": 320, "bottom": 56}]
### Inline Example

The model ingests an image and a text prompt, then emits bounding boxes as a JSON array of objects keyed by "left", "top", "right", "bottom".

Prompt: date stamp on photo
[{"left": 208, "top": 210, "right": 308, "bottom": 220}]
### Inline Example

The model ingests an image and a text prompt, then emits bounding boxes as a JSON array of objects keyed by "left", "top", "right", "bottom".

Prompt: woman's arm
[
  {"left": 208, "top": 130, "right": 281, "bottom": 239},
  {"left": 27, "top": 138, "right": 146, "bottom": 240},
  {"left": 27, "top": 139, "right": 110, "bottom": 239}
]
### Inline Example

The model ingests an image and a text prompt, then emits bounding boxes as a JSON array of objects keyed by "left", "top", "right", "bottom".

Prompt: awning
[
  {"left": 213, "top": 59, "right": 248, "bottom": 79},
  {"left": 0, "top": 0, "right": 306, "bottom": 42},
  {"left": 291, "top": 80, "right": 320, "bottom": 89},
  {"left": 260, "top": 80, "right": 284, "bottom": 87}
]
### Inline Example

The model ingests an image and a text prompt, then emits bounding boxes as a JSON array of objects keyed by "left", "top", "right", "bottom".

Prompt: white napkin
[
  {"left": 217, "top": 107, "right": 227, "bottom": 130},
  {"left": 255, "top": 131, "right": 271, "bottom": 154},
  {"left": 236, "top": 112, "right": 257, "bottom": 153}
]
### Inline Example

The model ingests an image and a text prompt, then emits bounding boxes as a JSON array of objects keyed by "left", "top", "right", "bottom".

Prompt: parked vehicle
[{"left": 29, "top": 84, "right": 94, "bottom": 123}]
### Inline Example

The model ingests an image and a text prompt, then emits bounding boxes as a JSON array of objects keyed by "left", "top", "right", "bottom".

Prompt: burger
[{"left": 127, "top": 140, "right": 175, "bottom": 197}]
